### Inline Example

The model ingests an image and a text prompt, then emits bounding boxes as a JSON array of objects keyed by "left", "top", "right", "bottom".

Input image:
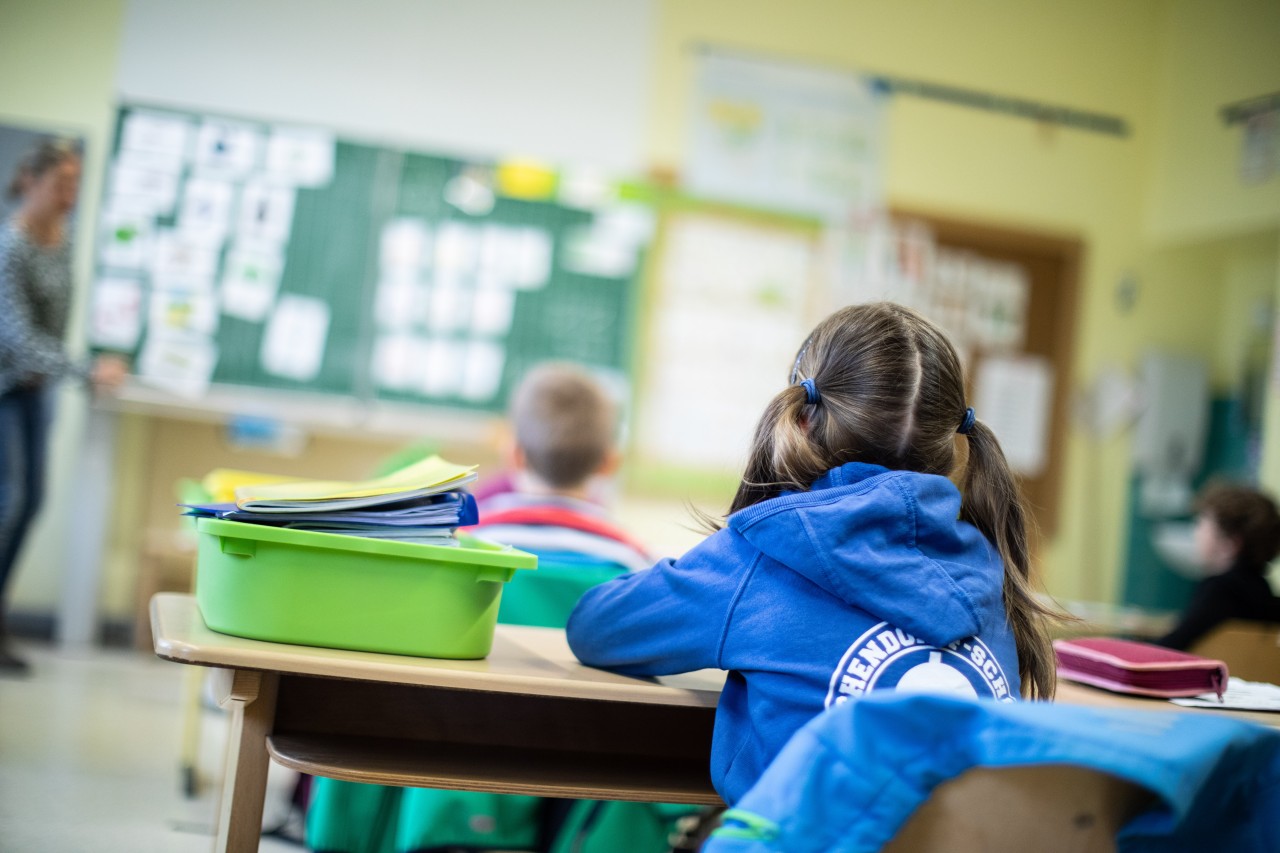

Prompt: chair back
[
  {"left": 1189, "top": 620, "right": 1280, "bottom": 683},
  {"left": 885, "top": 764, "right": 1150, "bottom": 853}
]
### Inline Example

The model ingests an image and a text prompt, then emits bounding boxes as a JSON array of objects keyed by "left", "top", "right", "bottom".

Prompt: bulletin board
[
  {"left": 87, "top": 104, "right": 648, "bottom": 413},
  {"left": 882, "top": 209, "right": 1082, "bottom": 540},
  {"left": 629, "top": 197, "right": 1080, "bottom": 539}
]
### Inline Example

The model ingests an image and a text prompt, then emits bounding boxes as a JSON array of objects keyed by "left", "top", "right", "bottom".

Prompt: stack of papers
[
  {"left": 1171, "top": 677, "right": 1280, "bottom": 712},
  {"left": 183, "top": 455, "right": 479, "bottom": 545}
]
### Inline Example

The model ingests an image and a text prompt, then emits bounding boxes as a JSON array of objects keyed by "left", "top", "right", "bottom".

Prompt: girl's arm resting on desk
[{"left": 565, "top": 531, "right": 752, "bottom": 677}]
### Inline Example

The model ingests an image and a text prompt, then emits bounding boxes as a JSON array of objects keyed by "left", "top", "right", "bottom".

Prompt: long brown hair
[{"left": 727, "top": 302, "right": 1058, "bottom": 699}]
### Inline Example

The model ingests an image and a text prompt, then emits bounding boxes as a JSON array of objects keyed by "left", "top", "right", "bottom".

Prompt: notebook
[{"left": 1053, "top": 637, "right": 1229, "bottom": 699}]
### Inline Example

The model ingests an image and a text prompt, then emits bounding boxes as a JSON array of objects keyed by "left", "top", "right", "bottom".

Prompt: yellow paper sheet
[{"left": 234, "top": 455, "right": 477, "bottom": 504}]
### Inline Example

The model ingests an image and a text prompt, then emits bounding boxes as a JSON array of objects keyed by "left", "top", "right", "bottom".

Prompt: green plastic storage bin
[{"left": 195, "top": 518, "right": 536, "bottom": 659}]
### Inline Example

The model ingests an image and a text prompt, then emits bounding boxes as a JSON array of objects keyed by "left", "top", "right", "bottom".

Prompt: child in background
[
  {"left": 567, "top": 301, "right": 1060, "bottom": 807},
  {"left": 467, "top": 361, "right": 650, "bottom": 574},
  {"left": 1158, "top": 482, "right": 1280, "bottom": 651},
  {"left": 306, "top": 362, "right": 672, "bottom": 853}
]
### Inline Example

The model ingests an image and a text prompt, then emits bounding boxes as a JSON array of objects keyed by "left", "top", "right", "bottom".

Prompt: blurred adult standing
[{"left": 0, "top": 139, "right": 127, "bottom": 675}]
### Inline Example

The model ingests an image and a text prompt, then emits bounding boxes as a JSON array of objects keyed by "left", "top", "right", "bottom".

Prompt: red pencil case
[{"left": 1054, "top": 637, "right": 1229, "bottom": 699}]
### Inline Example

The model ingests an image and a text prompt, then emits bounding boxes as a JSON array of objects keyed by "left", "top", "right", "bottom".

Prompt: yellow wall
[
  {"left": 653, "top": 0, "right": 1159, "bottom": 602},
  {"left": 4, "top": 0, "right": 1278, "bottom": 622},
  {"left": 650, "top": 0, "right": 1279, "bottom": 603},
  {"left": 1146, "top": 0, "right": 1280, "bottom": 242}
]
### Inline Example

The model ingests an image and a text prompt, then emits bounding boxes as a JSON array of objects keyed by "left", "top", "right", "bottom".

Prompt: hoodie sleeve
[{"left": 566, "top": 528, "right": 754, "bottom": 676}]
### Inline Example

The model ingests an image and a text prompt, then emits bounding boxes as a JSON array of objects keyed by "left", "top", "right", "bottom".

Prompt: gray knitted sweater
[{"left": 0, "top": 219, "right": 82, "bottom": 395}]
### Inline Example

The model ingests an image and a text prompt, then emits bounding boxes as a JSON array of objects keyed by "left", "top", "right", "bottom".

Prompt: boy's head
[
  {"left": 508, "top": 363, "right": 618, "bottom": 493},
  {"left": 1194, "top": 482, "right": 1280, "bottom": 573}
]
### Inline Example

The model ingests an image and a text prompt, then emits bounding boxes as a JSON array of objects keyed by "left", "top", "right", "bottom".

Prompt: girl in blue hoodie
[{"left": 566, "top": 301, "right": 1058, "bottom": 806}]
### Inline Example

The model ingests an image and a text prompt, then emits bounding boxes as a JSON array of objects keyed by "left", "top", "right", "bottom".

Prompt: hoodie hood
[{"left": 727, "top": 461, "right": 1004, "bottom": 648}]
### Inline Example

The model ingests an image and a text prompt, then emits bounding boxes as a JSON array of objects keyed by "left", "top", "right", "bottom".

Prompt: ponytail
[
  {"left": 959, "top": 420, "right": 1059, "bottom": 699},
  {"left": 726, "top": 384, "right": 828, "bottom": 517}
]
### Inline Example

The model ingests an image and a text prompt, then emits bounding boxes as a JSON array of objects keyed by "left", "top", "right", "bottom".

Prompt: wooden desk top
[
  {"left": 1055, "top": 680, "right": 1280, "bottom": 729},
  {"left": 151, "top": 593, "right": 723, "bottom": 708}
]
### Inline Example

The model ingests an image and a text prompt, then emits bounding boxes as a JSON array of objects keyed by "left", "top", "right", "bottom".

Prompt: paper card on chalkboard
[
  {"left": 375, "top": 280, "right": 429, "bottom": 330},
  {"left": 461, "top": 340, "right": 505, "bottom": 402},
  {"left": 557, "top": 168, "right": 617, "bottom": 210},
  {"left": 111, "top": 163, "right": 180, "bottom": 216},
  {"left": 88, "top": 277, "right": 144, "bottom": 351},
  {"left": 151, "top": 230, "right": 219, "bottom": 285},
  {"left": 221, "top": 242, "right": 284, "bottom": 322},
  {"left": 237, "top": 181, "right": 296, "bottom": 245},
  {"left": 262, "top": 295, "right": 330, "bottom": 382},
  {"left": 380, "top": 218, "right": 432, "bottom": 274},
  {"left": 121, "top": 112, "right": 192, "bottom": 166},
  {"left": 470, "top": 287, "right": 515, "bottom": 337},
  {"left": 562, "top": 225, "right": 635, "bottom": 278},
  {"left": 478, "top": 225, "right": 551, "bottom": 290},
  {"left": 266, "top": 127, "right": 334, "bottom": 187},
  {"left": 115, "top": 147, "right": 186, "bottom": 177},
  {"left": 194, "top": 120, "right": 262, "bottom": 180},
  {"left": 372, "top": 333, "right": 430, "bottom": 391},
  {"left": 421, "top": 339, "right": 464, "bottom": 398},
  {"left": 98, "top": 207, "right": 153, "bottom": 270},
  {"left": 426, "top": 283, "right": 472, "bottom": 334},
  {"left": 435, "top": 222, "right": 481, "bottom": 272},
  {"left": 179, "top": 178, "right": 236, "bottom": 247},
  {"left": 150, "top": 288, "right": 219, "bottom": 338},
  {"left": 443, "top": 168, "right": 495, "bottom": 216},
  {"left": 973, "top": 355, "right": 1052, "bottom": 477},
  {"left": 137, "top": 332, "right": 218, "bottom": 398}
]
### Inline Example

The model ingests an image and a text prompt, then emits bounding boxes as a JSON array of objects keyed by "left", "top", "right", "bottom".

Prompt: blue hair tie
[
  {"left": 800, "top": 377, "right": 820, "bottom": 405},
  {"left": 958, "top": 407, "right": 976, "bottom": 434}
]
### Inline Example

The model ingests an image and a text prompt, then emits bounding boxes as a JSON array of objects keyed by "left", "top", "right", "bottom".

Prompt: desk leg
[{"left": 211, "top": 668, "right": 279, "bottom": 853}]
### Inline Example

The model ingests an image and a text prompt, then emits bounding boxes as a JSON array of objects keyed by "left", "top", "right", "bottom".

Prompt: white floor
[{"left": 0, "top": 639, "right": 302, "bottom": 852}]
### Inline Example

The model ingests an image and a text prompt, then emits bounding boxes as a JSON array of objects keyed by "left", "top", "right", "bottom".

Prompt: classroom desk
[
  {"left": 150, "top": 593, "right": 724, "bottom": 853},
  {"left": 1055, "top": 679, "right": 1280, "bottom": 729},
  {"left": 153, "top": 593, "right": 1280, "bottom": 852}
]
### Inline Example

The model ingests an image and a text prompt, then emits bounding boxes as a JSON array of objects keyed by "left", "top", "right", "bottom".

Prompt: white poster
[
  {"left": 120, "top": 112, "right": 192, "bottom": 169},
  {"left": 110, "top": 163, "right": 180, "bottom": 215},
  {"left": 88, "top": 277, "right": 144, "bottom": 351},
  {"left": 421, "top": 338, "right": 464, "bottom": 397},
  {"left": 380, "top": 218, "right": 432, "bottom": 278},
  {"left": 460, "top": 340, "right": 506, "bottom": 402},
  {"left": 374, "top": 280, "right": 428, "bottom": 330},
  {"left": 178, "top": 178, "right": 236, "bottom": 246},
  {"left": 150, "top": 230, "right": 219, "bottom": 285},
  {"left": 470, "top": 287, "right": 516, "bottom": 337},
  {"left": 221, "top": 242, "right": 285, "bottom": 322},
  {"left": 638, "top": 214, "right": 815, "bottom": 470},
  {"left": 150, "top": 288, "right": 219, "bottom": 338},
  {"left": 194, "top": 120, "right": 262, "bottom": 179},
  {"left": 266, "top": 126, "right": 335, "bottom": 187},
  {"left": 261, "top": 294, "right": 329, "bottom": 381},
  {"left": 426, "top": 283, "right": 471, "bottom": 333},
  {"left": 238, "top": 181, "right": 296, "bottom": 245},
  {"left": 137, "top": 332, "right": 218, "bottom": 398},
  {"left": 687, "top": 51, "right": 886, "bottom": 219},
  {"left": 478, "top": 225, "right": 551, "bottom": 289},
  {"left": 98, "top": 207, "right": 153, "bottom": 270},
  {"left": 972, "top": 355, "right": 1054, "bottom": 477},
  {"left": 435, "top": 222, "right": 481, "bottom": 272},
  {"left": 372, "top": 333, "right": 430, "bottom": 391}
]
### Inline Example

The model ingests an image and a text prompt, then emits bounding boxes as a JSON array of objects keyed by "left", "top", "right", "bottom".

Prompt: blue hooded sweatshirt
[{"left": 566, "top": 461, "right": 1020, "bottom": 806}]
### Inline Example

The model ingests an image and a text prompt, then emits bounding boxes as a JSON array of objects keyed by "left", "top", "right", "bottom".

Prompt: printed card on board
[
  {"left": 261, "top": 294, "right": 330, "bottom": 382},
  {"left": 88, "top": 277, "right": 144, "bottom": 351}
]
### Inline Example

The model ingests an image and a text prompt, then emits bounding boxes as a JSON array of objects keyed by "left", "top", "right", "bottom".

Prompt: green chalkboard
[{"left": 89, "top": 104, "right": 645, "bottom": 411}]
